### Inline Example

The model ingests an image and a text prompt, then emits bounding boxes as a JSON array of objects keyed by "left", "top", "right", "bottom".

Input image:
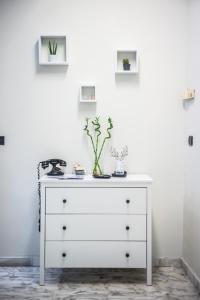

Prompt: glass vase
[{"left": 93, "top": 157, "right": 103, "bottom": 176}]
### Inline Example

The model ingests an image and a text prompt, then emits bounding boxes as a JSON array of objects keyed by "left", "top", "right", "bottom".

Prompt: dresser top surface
[{"left": 39, "top": 174, "right": 153, "bottom": 185}]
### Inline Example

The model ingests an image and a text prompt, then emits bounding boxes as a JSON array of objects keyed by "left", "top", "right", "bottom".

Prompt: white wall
[
  {"left": 0, "top": 0, "right": 187, "bottom": 261},
  {"left": 183, "top": 0, "right": 200, "bottom": 279}
]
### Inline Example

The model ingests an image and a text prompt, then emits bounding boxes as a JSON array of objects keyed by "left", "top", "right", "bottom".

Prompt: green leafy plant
[
  {"left": 84, "top": 117, "right": 113, "bottom": 175},
  {"left": 48, "top": 40, "right": 57, "bottom": 55},
  {"left": 123, "top": 58, "right": 129, "bottom": 65}
]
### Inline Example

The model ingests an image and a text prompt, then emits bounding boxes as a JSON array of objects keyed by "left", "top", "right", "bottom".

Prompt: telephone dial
[{"left": 40, "top": 159, "right": 66, "bottom": 176}]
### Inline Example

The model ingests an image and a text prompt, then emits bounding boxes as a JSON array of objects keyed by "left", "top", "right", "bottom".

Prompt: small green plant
[
  {"left": 84, "top": 117, "right": 113, "bottom": 175},
  {"left": 48, "top": 40, "right": 57, "bottom": 55},
  {"left": 123, "top": 58, "right": 129, "bottom": 65}
]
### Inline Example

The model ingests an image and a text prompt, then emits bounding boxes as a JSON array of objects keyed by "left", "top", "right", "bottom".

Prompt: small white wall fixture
[
  {"left": 80, "top": 84, "right": 96, "bottom": 103},
  {"left": 115, "top": 50, "right": 138, "bottom": 74},
  {"left": 38, "top": 35, "right": 68, "bottom": 66}
]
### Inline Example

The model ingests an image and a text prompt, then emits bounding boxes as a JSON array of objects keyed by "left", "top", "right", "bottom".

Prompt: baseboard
[
  {"left": 0, "top": 256, "right": 180, "bottom": 268},
  {"left": 0, "top": 257, "right": 32, "bottom": 266},
  {"left": 181, "top": 257, "right": 200, "bottom": 291},
  {"left": 153, "top": 257, "right": 181, "bottom": 268},
  {"left": 32, "top": 255, "right": 40, "bottom": 266},
  {"left": 0, "top": 256, "right": 39, "bottom": 267}
]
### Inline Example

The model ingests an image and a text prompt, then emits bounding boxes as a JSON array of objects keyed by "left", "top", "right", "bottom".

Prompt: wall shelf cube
[
  {"left": 38, "top": 35, "right": 68, "bottom": 66},
  {"left": 80, "top": 84, "right": 96, "bottom": 103},
  {"left": 115, "top": 50, "right": 138, "bottom": 74}
]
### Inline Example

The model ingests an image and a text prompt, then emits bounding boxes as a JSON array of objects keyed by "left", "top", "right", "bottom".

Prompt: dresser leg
[
  {"left": 40, "top": 268, "right": 45, "bottom": 286},
  {"left": 147, "top": 266, "right": 152, "bottom": 285}
]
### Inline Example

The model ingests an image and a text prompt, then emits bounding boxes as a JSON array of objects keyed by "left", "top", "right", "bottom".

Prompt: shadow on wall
[
  {"left": 182, "top": 98, "right": 195, "bottom": 111},
  {"left": 115, "top": 73, "right": 140, "bottom": 88}
]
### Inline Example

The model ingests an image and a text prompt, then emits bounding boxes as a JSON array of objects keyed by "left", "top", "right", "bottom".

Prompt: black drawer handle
[
  {"left": 62, "top": 252, "right": 67, "bottom": 258},
  {"left": 62, "top": 199, "right": 67, "bottom": 204},
  {"left": 125, "top": 253, "right": 130, "bottom": 258},
  {"left": 126, "top": 199, "right": 130, "bottom": 204},
  {"left": 62, "top": 226, "right": 67, "bottom": 231},
  {"left": 126, "top": 226, "right": 130, "bottom": 231}
]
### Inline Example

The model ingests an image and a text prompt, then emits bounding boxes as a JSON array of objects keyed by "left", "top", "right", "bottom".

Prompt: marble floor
[{"left": 0, "top": 267, "right": 199, "bottom": 300}]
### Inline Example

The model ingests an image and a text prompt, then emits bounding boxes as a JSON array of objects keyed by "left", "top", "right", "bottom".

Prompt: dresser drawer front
[
  {"left": 46, "top": 188, "right": 146, "bottom": 214},
  {"left": 46, "top": 215, "right": 146, "bottom": 241},
  {"left": 45, "top": 241, "right": 146, "bottom": 268}
]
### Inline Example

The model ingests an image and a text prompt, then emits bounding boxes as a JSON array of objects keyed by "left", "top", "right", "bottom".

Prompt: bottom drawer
[{"left": 45, "top": 241, "right": 146, "bottom": 268}]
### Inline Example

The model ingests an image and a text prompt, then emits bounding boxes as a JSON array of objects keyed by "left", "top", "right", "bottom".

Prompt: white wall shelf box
[
  {"left": 115, "top": 50, "right": 138, "bottom": 74},
  {"left": 38, "top": 35, "right": 68, "bottom": 66},
  {"left": 80, "top": 84, "right": 96, "bottom": 103},
  {"left": 39, "top": 174, "right": 152, "bottom": 286}
]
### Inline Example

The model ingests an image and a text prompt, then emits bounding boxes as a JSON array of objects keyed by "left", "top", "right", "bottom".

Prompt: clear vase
[
  {"left": 115, "top": 160, "right": 125, "bottom": 174},
  {"left": 93, "top": 158, "right": 102, "bottom": 176}
]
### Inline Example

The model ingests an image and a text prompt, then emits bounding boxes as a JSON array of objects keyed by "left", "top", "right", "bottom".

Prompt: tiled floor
[{"left": 0, "top": 267, "right": 199, "bottom": 300}]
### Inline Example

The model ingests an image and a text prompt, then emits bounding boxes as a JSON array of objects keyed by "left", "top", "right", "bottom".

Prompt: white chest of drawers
[{"left": 39, "top": 174, "right": 152, "bottom": 285}]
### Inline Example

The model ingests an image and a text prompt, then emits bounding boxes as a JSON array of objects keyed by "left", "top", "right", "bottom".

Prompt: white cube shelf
[
  {"left": 38, "top": 35, "right": 68, "bottom": 66},
  {"left": 115, "top": 50, "right": 138, "bottom": 74},
  {"left": 80, "top": 84, "right": 96, "bottom": 103}
]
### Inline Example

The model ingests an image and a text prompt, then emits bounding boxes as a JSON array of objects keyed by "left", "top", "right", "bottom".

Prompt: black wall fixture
[
  {"left": 0, "top": 136, "right": 5, "bottom": 145},
  {"left": 188, "top": 136, "right": 193, "bottom": 146}
]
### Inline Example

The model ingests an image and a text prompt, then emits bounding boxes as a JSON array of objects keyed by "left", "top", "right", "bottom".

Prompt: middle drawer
[{"left": 46, "top": 215, "right": 146, "bottom": 241}]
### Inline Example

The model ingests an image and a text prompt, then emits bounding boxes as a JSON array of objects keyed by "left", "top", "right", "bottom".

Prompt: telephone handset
[{"left": 41, "top": 159, "right": 67, "bottom": 176}]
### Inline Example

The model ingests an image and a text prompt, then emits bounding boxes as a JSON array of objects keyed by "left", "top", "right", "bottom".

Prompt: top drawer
[{"left": 46, "top": 188, "right": 146, "bottom": 214}]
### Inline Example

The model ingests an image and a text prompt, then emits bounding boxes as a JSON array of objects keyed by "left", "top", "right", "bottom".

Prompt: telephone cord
[{"left": 37, "top": 162, "right": 42, "bottom": 232}]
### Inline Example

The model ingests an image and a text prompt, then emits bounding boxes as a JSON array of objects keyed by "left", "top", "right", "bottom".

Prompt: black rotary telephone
[{"left": 40, "top": 159, "right": 67, "bottom": 176}]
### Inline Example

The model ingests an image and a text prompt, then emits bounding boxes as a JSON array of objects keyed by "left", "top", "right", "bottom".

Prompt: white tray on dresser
[{"left": 39, "top": 174, "right": 153, "bottom": 285}]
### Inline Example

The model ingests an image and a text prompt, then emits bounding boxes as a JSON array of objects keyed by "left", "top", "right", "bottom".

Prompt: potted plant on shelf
[
  {"left": 48, "top": 41, "right": 57, "bottom": 62},
  {"left": 84, "top": 116, "right": 113, "bottom": 177},
  {"left": 123, "top": 58, "right": 131, "bottom": 71}
]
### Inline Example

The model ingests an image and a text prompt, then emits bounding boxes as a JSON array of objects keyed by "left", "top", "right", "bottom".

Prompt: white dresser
[{"left": 39, "top": 174, "right": 153, "bottom": 285}]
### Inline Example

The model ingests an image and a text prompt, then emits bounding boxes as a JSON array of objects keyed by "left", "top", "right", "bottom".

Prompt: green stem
[
  {"left": 84, "top": 119, "right": 96, "bottom": 154},
  {"left": 92, "top": 117, "right": 102, "bottom": 174},
  {"left": 84, "top": 117, "right": 112, "bottom": 175},
  {"left": 97, "top": 118, "right": 113, "bottom": 162}
]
